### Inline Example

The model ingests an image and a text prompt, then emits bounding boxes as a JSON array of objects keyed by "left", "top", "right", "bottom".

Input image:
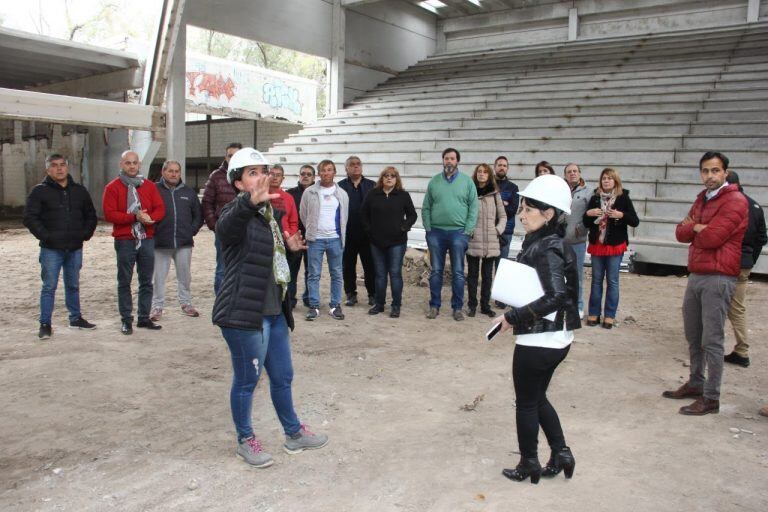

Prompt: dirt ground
[{"left": 0, "top": 222, "right": 766, "bottom": 512}]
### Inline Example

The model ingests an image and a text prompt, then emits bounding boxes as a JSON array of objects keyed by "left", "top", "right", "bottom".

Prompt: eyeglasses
[
  {"left": 382, "top": 174, "right": 397, "bottom": 179},
  {"left": 299, "top": 172, "right": 314, "bottom": 177},
  {"left": 269, "top": 172, "right": 283, "bottom": 177}
]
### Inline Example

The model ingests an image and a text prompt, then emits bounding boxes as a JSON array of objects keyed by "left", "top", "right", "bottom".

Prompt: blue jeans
[
  {"left": 499, "top": 233, "right": 512, "bottom": 261},
  {"left": 426, "top": 228, "right": 468, "bottom": 311},
  {"left": 588, "top": 254, "right": 622, "bottom": 319},
  {"left": 115, "top": 238, "right": 155, "bottom": 322},
  {"left": 370, "top": 243, "right": 407, "bottom": 308},
  {"left": 220, "top": 315, "right": 301, "bottom": 441},
  {"left": 214, "top": 233, "right": 224, "bottom": 296},
  {"left": 39, "top": 247, "right": 82, "bottom": 325},
  {"left": 570, "top": 242, "right": 586, "bottom": 313},
  {"left": 307, "top": 238, "right": 343, "bottom": 308}
]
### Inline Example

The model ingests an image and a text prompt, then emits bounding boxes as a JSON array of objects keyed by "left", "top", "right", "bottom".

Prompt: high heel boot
[
  {"left": 502, "top": 457, "right": 542, "bottom": 484},
  {"left": 541, "top": 446, "right": 575, "bottom": 479}
]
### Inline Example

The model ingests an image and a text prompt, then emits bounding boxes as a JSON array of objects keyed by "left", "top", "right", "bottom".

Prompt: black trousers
[
  {"left": 287, "top": 250, "right": 309, "bottom": 308},
  {"left": 512, "top": 344, "right": 570, "bottom": 459},
  {"left": 342, "top": 236, "right": 375, "bottom": 298},
  {"left": 466, "top": 255, "right": 495, "bottom": 310}
]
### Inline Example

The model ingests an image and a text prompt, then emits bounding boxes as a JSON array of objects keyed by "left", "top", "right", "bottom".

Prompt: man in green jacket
[{"left": 422, "top": 148, "right": 479, "bottom": 321}]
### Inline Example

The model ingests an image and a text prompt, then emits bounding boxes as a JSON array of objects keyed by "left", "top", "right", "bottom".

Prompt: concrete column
[
  {"left": 166, "top": 21, "right": 187, "bottom": 179},
  {"left": 329, "top": 0, "right": 345, "bottom": 114},
  {"left": 568, "top": 8, "right": 579, "bottom": 41},
  {"left": 436, "top": 19, "right": 447, "bottom": 53},
  {"left": 747, "top": 0, "right": 759, "bottom": 22}
]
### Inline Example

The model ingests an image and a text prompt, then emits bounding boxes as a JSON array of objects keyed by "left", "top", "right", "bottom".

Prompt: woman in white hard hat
[
  {"left": 212, "top": 148, "right": 329, "bottom": 468},
  {"left": 491, "top": 174, "right": 580, "bottom": 484}
]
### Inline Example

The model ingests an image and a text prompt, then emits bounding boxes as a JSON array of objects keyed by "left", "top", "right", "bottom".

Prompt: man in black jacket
[
  {"left": 286, "top": 164, "right": 315, "bottom": 308},
  {"left": 723, "top": 171, "right": 767, "bottom": 368},
  {"left": 150, "top": 160, "right": 204, "bottom": 321},
  {"left": 23, "top": 154, "right": 98, "bottom": 339},
  {"left": 338, "top": 156, "right": 376, "bottom": 306}
]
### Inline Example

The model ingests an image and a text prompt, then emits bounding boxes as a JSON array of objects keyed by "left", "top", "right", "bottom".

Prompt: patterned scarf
[
  {"left": 597, "top": 191, "right": 616, "bottom": 244},
  {"left": 259, "top": 203, "right": 291, "bottom": 298},
  {"left": 119, "top": 172, "right": 146, "bottom": 248}
]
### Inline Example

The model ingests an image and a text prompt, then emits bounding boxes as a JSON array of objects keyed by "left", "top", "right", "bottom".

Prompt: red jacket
[
  {"left": 103, "top": 177, "right": 166, "bottom": 240},
  {"left": 201, "top": 163, "right": 236, "bottom": 231},
  {"left": 675, "top": 183, "right": 747, "bottom": 276},
  {"left": 271, "top": 188, "right": 299, "bottom": 236}
]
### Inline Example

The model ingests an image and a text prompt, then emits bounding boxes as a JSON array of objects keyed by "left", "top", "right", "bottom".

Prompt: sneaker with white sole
[
  {"left": 329, "top": 306, "right": 344, "bottom": 320},
  {"left": 236, "top": 436, "right": 274, "bottom": 468},
  {"left": 283, "top": 424, "right": 329, "bottom": 454},
  {"left": 305, "top": 308, "right": 320, "bottom": 321}
]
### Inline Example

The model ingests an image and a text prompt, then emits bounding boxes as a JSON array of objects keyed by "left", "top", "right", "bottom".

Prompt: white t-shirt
[
  {"left": 317, "top": 185, "right": 340, "bottom": 239},
  {"left": 515, "top": 329, "right": 574, "bottom": 349}
]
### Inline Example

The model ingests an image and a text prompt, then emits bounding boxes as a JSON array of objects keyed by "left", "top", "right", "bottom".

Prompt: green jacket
[{"left": 421, "top": 171, "right": 478, "bottom": 234}]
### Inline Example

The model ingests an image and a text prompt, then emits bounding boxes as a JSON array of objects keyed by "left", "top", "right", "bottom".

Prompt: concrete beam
[
  {"left": 145, "top": 0, "right": 186, "bottom": 108},
  {"left": 568, "top": 8, "right": 578, "bottom": 41},
  {"left": 29, "top": 66, "right": 144, "bottom": 96},
  {"left": 165, "top": 22, "right": 186, "bottom": 179},
  {"left": 330, "top": 0, "right": 346, "bottom": 114},
  {"left": 341, "top": 0, "right": 380, "bottom": 6},
  {"left": 747, "top": 0, "right": 760, "bottom": 22},
  {"left": 0, "top": 87, "right": 160, "bottom": 131}
]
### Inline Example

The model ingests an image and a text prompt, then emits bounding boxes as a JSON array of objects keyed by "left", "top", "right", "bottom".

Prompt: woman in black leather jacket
[{"left": 492, "top": 174, "right": 581, "bottom": 484}]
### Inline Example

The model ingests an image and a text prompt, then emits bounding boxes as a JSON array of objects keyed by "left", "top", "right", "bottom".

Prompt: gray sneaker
[
  {"left": 426, "top": 307, "right": 439, "bottom": 319},
  {"left": 283, "top": 424, "right": 329, "bottom": 454},
  {"left": 329, "top": 306, "right": 345, "bottom": 320},
  {"left": 453, "top": 310, "right": 465, "bottom": 321},
  {"left": 236, "top": 436, "right": 274, "bottom": 468},
  {"left": 305, "top": 308, "right": 320, "bottom": 321}
]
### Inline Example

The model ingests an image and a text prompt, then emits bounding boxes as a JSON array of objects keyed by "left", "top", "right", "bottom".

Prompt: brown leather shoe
[
  {"left": 679, "top": 397, "right": 719, "bottom": 416},
  {"left": 662, "top": 381, "right": 703, "bottom": 399}
]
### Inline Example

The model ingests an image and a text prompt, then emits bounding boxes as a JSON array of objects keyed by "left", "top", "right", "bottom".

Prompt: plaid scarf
[
  {"left": 597, "top": 191, "right": 616, "bottom": 244},
  {"left": 259, "top": 203, "right": 291, "bottom": 298},
  {"left": 119, "top": 172, "right": 146, "bottom": 248}
]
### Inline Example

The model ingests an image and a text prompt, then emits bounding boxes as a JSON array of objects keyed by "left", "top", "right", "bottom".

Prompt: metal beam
[
  {"left": 341, "top": 0, "right": 381, "bottom": 6},
  {"left": 29, "top": 67, "right": 144, "bottom": 96},
  {"left": 0, "top": 87, "right": 160, "bottom": 131}
]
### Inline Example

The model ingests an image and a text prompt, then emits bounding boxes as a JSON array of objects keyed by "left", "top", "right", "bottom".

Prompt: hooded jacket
[
  {"left": 23, "top": 175, "right": 97, "bottom": 250},
  {"left": 738, "top": 191, "right": 767, "bottom": 269},
  {"left": 675, "top": 183, "right": 748, "bottom": 276},
  {"left": 154, "top": 178, "right": 204, "bottom": 249}
]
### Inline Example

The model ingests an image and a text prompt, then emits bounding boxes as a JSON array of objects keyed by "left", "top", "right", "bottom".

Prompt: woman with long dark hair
[
  {"left": 583, "top": 168, "right": 639, "bottom": 329},
  {"left": 491, "top": 174, "right": 581, "bottom": 484}
]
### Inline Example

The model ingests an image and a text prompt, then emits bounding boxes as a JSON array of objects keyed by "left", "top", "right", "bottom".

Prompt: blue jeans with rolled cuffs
[
  {"left": 426, "top": 228, "right": 468, "bottom": 311},
  {"left": 39, "top": 247, "right": 82, "bottom": 325},
  {"left": 220, "top": 314, "right": 301, "bottom": 442}
]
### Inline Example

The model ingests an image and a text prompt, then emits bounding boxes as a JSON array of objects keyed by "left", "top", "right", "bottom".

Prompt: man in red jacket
[
  {"left": 663, "top": 151, "right": 748, "bottom": 415},
  {"left": 103, "top": 150, "right": 166, "bottom": 335},
  {"left": 267, "top": 165, "right": 299, "bottom": 236},
  {"left": 202, "top": 142, "right": 242, "bottom": 295}
]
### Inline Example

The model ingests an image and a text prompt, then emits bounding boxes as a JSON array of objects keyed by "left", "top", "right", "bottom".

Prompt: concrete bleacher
[{"left": 266, "top": 23, "right": 768, "bottom": 273}]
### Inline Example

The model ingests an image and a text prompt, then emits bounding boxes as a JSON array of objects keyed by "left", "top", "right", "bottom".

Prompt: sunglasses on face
[{"left": 382, "top": 174, "right": 397, "bottom": 179}]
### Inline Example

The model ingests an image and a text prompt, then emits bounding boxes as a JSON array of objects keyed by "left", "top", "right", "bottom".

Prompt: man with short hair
[
  {"left": 422, "top": 148, "right": 478, "bottom": 321},
  {"left": 103, "top": 150, "right": 166, "bottom": 335},
  {"left": 722, "top": 171, "right": 767, "bottom": 368},
  {"left": 287, "top": 165, "right": 315, "bottom": 308},
  {"left": 493, "top": 156, "right": 519, "bottom": 262},
  {"left": 338, "top": 155, "right": 376, "bottom": 306},
  {"left": 268, "top": 164, "right": 299, "bottom": 237},
  {"left": 663, "top": 151, "right": 748, "bottom": 415},
  {"left": 202, "top": 142, "right": 242, "bottom": 295},
  {"left": 300, "top": 160, "right": 349, "bottom": 321},
  {"left": 563, "top": 163, "right": 591, "bottom": 315},
  {"left": 150, "top": 160, "right": 204, "bottom": 321},
  {"left": 24, "top": 154, "right": 98, "bottom": 339}
]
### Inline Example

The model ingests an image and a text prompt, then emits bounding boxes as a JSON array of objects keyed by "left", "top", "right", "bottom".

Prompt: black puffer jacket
[
  {"left": 503, "top": 223, "right": 581, "bottom": 334},
  {"left": 212, "top": 194, "right": 294, "bottom": 331},
  {"left": 23, "top": 175, "right": 97, "bottom": 250},
  {"left": 582, "top": 189, "right": 639, "bottom": 246},
  {"left": 154, "top": 179, "right": 203, "bottom": 249},
  {"left": 740, "top": 192, "right": 767, "bottom": 269}
]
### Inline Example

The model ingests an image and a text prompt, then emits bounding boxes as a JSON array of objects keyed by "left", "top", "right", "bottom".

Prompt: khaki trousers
[{"left": 727, "top": 268, "right": 751, "bottom": 357}]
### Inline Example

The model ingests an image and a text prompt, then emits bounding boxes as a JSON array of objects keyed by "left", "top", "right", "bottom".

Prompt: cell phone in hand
[{"left": 486, "top": 322, "right": 502, "bottom": 342}]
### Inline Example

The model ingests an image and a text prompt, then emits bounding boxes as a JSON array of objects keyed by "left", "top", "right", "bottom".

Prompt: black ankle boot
[
  {"left": 502, "top": 457, "right": 542, "bottom": 484},
  {"left": 541, "top": 446, "right": 575, "bottom": 479}
]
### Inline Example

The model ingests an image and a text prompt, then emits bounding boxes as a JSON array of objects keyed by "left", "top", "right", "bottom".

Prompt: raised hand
[{"left": 246, "top": 174, "right": 281, "bottom": 205}]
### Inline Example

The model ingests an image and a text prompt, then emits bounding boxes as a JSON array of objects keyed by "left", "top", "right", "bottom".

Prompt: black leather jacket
[{"left": 503, "top": 223, "right": 581, "bottom": 334}]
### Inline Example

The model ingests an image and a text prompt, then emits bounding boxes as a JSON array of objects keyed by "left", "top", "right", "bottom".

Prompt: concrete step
[
  {"left": 698, "top": 109, "right": 768, "bottom": 121},
  {"left": 665, "top": 164, "right": 767, "bottom": 182},
  {"left": 689, "top": 122, "right": 768, "bottom": 135},
  {"left": 629, "top": 238, "right": 768, "bottom": 273},
  {"left": 676, "top": 149, "right": 768, "bottom": 167},
  {"left": 681, "top": 135, "right": 768, "bottom": 150}
]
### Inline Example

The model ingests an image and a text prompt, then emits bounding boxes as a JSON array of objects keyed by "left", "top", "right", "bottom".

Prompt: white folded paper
[{"left": 491, "top": 259, "right": 556, "bottom": 322}]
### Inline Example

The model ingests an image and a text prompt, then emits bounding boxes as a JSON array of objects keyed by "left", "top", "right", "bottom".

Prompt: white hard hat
[
  {"left": 227, "top": 147, "right": 271, "bottom": 184},
  {"left": 518, "top": 174, "right": 572, "bottom": 215}
]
